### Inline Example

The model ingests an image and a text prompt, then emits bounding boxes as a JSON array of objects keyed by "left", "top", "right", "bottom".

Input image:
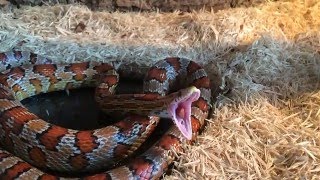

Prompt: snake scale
[{"left": 0, "top": 50, "right": 211, "bottom": 179}]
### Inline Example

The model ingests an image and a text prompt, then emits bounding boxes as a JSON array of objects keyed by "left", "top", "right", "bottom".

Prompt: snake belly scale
[{"left": 0, "top": 51, "right": 211, "bottom": 180}]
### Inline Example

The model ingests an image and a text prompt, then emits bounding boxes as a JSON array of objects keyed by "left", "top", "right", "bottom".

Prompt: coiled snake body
[{"left": 0, "top": 51, "right": 211, "bottom": 179}]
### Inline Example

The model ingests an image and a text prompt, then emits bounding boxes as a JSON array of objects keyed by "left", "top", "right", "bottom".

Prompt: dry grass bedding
[{"left": 0, "top": 0, "right": 320, "bottom": 179}]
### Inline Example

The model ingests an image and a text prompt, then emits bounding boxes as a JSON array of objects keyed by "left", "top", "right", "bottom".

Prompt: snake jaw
[{"left": 168, "top": 86, "right": 201, "bottom": 140}]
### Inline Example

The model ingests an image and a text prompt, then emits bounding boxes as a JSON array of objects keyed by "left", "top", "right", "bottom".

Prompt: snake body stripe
[{"left": 0, "top": 51, "right": 211, "bottom": 179}]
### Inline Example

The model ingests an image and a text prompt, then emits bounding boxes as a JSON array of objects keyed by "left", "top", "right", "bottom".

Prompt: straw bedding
[{"left": 0, "top": 0, "right": 319, "bottom": 179}]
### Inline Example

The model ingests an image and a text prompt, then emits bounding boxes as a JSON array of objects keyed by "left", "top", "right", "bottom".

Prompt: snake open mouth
[{"left": 167, "top": 86, "right": 201, "bottom": 140}]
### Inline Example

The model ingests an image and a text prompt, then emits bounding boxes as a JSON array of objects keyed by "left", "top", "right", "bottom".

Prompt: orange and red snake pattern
[{"left": 0, "top": 51, "right": 211, "bottom": 179}]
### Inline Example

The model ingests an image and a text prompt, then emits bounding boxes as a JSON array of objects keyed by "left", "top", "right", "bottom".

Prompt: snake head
[{"left": 167, "top": 86, "right": 201, "bottom": 140}]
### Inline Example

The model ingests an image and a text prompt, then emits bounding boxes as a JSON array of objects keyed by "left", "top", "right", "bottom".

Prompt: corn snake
[{"left": 0, "top": 50, "right": 211, "bottom": 179}]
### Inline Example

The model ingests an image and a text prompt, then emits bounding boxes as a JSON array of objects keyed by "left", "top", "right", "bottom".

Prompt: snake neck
[
  {"left": 96, "top": 91, "right": 180, "bottom": 118},
  {"left": 96, "top": 86, "right": 200, "bottom": 119}
]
